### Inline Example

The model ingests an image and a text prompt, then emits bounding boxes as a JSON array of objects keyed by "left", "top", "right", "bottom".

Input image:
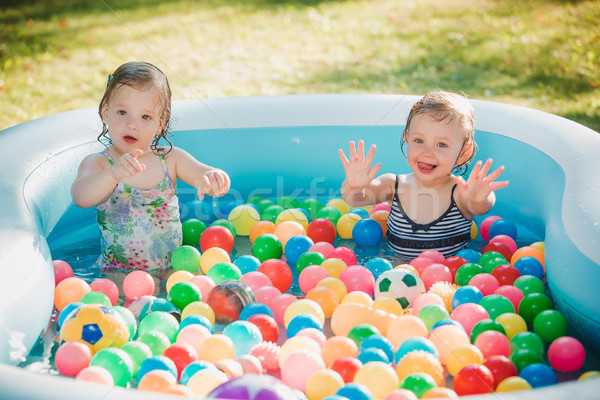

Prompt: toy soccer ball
[
  {"left": 374, "top": 269, "right": 425, "bottom": 309},
  {"left": 60, "top": 304, "right": 129, "bottom": 354}
]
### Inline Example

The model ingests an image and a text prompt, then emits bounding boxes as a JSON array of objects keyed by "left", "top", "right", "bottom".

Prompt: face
[
  {"left": 405, "top": 114, "right": 469, "bottom": 184},
  {"left": 101, "top": 84, "right": 162, "bottom": 155}
]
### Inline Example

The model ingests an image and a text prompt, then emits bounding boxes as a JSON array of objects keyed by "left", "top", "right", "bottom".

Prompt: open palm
[{"left": 339, "top": 140, "right": 381, "bottom": 189}]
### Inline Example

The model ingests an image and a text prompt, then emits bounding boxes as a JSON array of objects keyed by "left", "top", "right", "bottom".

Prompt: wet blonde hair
[
  {"left": 98, "top": 61, "right": 173, "bottom": 154},
  {"left": 402, "top": 90, "right": 476, "bottom": 175}
]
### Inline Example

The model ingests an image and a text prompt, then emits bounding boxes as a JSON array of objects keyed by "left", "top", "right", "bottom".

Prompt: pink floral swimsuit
[{"left": 95, "top": 151, "right": 182, "bottom": 271}]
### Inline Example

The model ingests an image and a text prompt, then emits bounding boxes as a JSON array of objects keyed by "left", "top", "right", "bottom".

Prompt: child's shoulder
[{"left": 79, "top": 151, "right": 110, "bottom": 169}]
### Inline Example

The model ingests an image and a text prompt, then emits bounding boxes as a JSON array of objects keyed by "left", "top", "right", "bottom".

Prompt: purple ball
[{"left": 205, "top": 374, "right": 298, "bottom": 400}]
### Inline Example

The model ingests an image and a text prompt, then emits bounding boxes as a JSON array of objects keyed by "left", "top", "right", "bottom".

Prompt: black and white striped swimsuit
[{"left": 386, "top": 176, "right": 472, "bottom": 260}]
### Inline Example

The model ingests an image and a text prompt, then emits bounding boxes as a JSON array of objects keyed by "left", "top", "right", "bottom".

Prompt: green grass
[{"left": 1, "top": 0, "right": 599, "bottom": 132}]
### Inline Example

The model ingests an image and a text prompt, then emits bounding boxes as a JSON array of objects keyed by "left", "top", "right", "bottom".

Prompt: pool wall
[{"left": 0, "top": 94, "right": 598, "bottom": 398}]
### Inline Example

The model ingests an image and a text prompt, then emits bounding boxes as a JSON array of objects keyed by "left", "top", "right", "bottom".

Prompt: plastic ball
[
  {"left": 176, "top": 324, "right": 212, "bottom": 355},
  {"left": 337, "top": 213, "right": 362, "bottom": 239},
  {"left": 168, "top": 281, "right": 202, "bottom": 311},
  {"left": 354, "top": 361, "right": 399, "bottom": 399},
  {"left": 399, "top": 372, "right": 437, "bottom": 399},
  {"left": 548, "top": 336, "right": 586, "bottom": 372},
  {"left": 281, "top": 350, "right": 326, "bottom": 392},
  {"left": 181, "top": 218, "right": 207, "bottom": 246},
  {"left": 247, "top": 314, "right": 279, "bottom": 343},
  {"left": 89, "top": 278, "right": 119, "bottom": 306},
  {"left": 386, "top": 315, "right": 428, "bottom": 350},
  {"left": 395, "top": 350, "right": 444, "bottom": 386},
  {"left": 468, "top": 273, "right": 500, "bottom": 297},
  {"left": 162, "top": 343, "right": 199, "bottom": 379},
  {"left": 452, "top": 364, "right": 494, "bottom": 395},
  {"left": 511, "top": 331, "right": 545, "bottom": 356},
  {"left": 421, "top": 387, "right": 458, "bottom": 399},
  {"left": 364, "top": 257, "right": 393, "bottom": 281},
  {"left": 270, "top": 293, "right": 298, "bottom": 325},
  {"left": 75, "top": 365, "right": 114, "bottom": 385},
  {"left": 417, "top": 304, "right": 450, "bottom": 332},
  {"left": 199, "top": 225, "right": 234, "bottom": 253},
  {"left": 478, "top": 293, "right": 515, "bottom": 320},
  {"left": 341, "top": 291, "right": 373, "bottom": 306},
  {"left": 450, "top": 302, "right": 489, "bottom": 337},
  {"left": 228, "top": 204, "right": 260, "bottom": 236},
  {"left": 300, "top": 198, "right": 324, "bottom": 219},
  {"left": 518, "top": 292, "right": 554, "bottom": 325},
  {"left": 511, "top": 246, "right": 545, "bottom": 269},
  {"left": 299, "top": 265, "right": 329, "bottom": 294},
  {"left": 310, "top": 241, "right": 336, "bottom": 258},
  {"left": 120, "top": 341, "right": 152, "bottom": 377},
  {"left": 54, "top": 277, "right": 91, "bottom": 312},
  {"left": 171, "top": 245, "right": 202, "bottom": 273},
  {"left": 249, "top": 220, "right": 276, "bottom": 244},
  {"left": 89, "top": 347, "right": 133, "bottom": 387},
  {"left": 369, "top": 210, "right": 390, "bottom": 236},
  {"left": 285, "top": 235, "right": 315, "bottom": 265},
  {"left": 200, "top": 247, "right": 230, "bottom": 274},
  {"left": 328, "top": 246, "right": 357, "bottom": 267},
  {"left": 207, "top": 280, "right": 255, "bottom": 324},
  {"left": 253, "top": 259, "right": 290, "bottom": 293},
  {"left": 479, "top": 216, "right": 502, "bottom": 241},
  {"left": 138, "top": 310, "right": 180, "bottom": 343},
  {"left": 223, "top": 320, "right": 263, "bottom": 356},
  {"left": 273, "top": 220, "right": 306, "bottom": 249},
  {"left": 395, "top": 336, "right": 438, "bottom": 363},
  {"left": 510, "top": 348, "right": 544, "bottom": 372},
  {"left": 53, "top": 260, "right": 73, "bottom": 287},
  {"left": 352, "top": 218, "right": 383, "bottom": 246},
  {"left": 80, "top": 291, "right": 111, "bottom": 307},
  {"left": 533, "top": 309, "right": 568, "bottom": 342},
  {"left": 254, "top": 285, "right": 281, "bottom": 306},
  {"left": 482, "top": 242, "right": 513, "bottom": 262},
  {"left": 137, "top": 331, "right": 171, "bottom": 356},
  {"left": 198, "top": 334, "right": 235, "bottom": 363},
  {"left": 306, "top": 286, "right": 340, "bottom": 319},
  {"left": 513, "top": 275, "right": 545, "bottom": 296},
  {"left": 483, "top": 355, "right": 518, "bottom": 389},
  {"left": 339, "top": 265, "right": 375, "bottom": 295},
  {"left": 187, "top": 368, "right": 229, "bottom": 397},
  {"left": 495, "top": 312, "right": 527, "bottom": 340},
  {"left": 488, "top": 218, "right": 517, "bottom": 241},
  {"left": 305, "top": 218, "right": 337, "bottom": 244},
  {"left": 513, "top": 256, "right": 545, "bottom": 279},
  {"left": 454, "top": 263, "right": 484, "bottom": 286},
  {"left": 519, "top": 363, "right": 557, "bottom": 388},
  {"left": 234, "top": 255, "right": 261, "bottom": 274},
  {"left": 474, "top": 330, "right": 510, "bottom": 358},
  {"left": 182, "top": 301, "right": 216, "bottom": 325},
  {"left": 336, "top": 382, "right": 374, "bottom": 400},
  {"left": 188, "top": 275, "right": 215, "bottom": 302},
  {"left": 446, "top": 344, "right": 484, "bottom": 376},
  {"left": 489, "top": 234, "right": 517, "bottom": 254},
  {"left": 305, "top": 369, "right": 345, "bottom": 400},
  {"left": 206, "top": 373, "right": 298, "bottom": 400},
  {"left": 276, "top": 208, "right": 309, "bottom": 229},
  {"left": 165, "top": 270, "right": 193, "bottom": 293},
  {"left": 495, "top": 376, "right": 532, "bottom": 392},
  {"left": 284, "top": 298, "right": 325, "bottom": 328},
  {"left": 296, "top": 250, "right": 327, "bottom": 274},
  {"left": 55, "top": 341, "right": 93, "bottom": 377},
  {"left": 427, "top": 324, "right": 470, "bottom": 365},
  {"left": 470, "top": 318, "right": 506, "bottom": 343},
  {"left": 490, "top": 264, "right": 521, "bottom": 286},
  {"left": 371, "top": 296, "right": 403, "bottom": 316},
  {"left": 451, "top": 285, "right": 483, "bottom": 309},
  {"left": 178, "top": 360, "right": 214, "bottom": 385},
  {"left": 347, "top": 323, "right": 380, "bottom": 347},
  {"left": 316, "top": 206, "right": 343, "bottom": 226},
  {"left": 206, "top": 261, "right": 242, "bottom": 285},
  {"left": 252, "top": 233, "right": 283, "bottom": 262},
  {"left": 235, "top": 354, "right": 263, "bottom": 375}
]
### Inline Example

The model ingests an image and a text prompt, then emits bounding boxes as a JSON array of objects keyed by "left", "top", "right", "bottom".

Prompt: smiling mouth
[
  {"left": 124, "top": 135, "right": 137, "bottom": 143},
  {"left": 418, "top": 162, "right": 437, "bottom": 172}
]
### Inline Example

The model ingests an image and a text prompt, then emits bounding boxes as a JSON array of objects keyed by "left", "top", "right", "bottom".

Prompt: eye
[
  {"left": 414, "top": 138, "right": 423, "bottom": 144},
  {"left": 437, "top": 142, "right": 448, "bottom": 148},
  {"left": 142, "top": 114, "right": 152, "bottom": 120},
  {"left": 117, "top": 110, "right": 127, "bottom": 115}
]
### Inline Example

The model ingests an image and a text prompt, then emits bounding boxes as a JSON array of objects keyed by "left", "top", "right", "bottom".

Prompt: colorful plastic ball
[
  {"left": 346, "top": 323, "right": 380, "bottom": 347},
  {"left": 495, "top": 376, "right": 532, "bottom": 392},
  {"left": 122, "top": 270, "right": 154, "bottom": 301},
  {"left": 187, "top": 368, "right": 229, "bottom": 397},
  {"left": 75, "top": 365, "right": 114, "bottom": 385},
  {"left": 234, "top": 255, "right": 260, "bottom": 274},
  {"left": 89, "top": 278, "right": 119, "bottom": 306},
  {"left": 454, "top": 249, "right": 480, "bottom": 264},
  {"left": 276, "top": 208, "right": 309, "bottom": 230},
  {"left": 53, "top": 260, "right": 73, "bottom": 287},
  {"left": 120, "top": 341, "right": 152, "bottom": 377},
  {"left": 80, "top": 291, "right": 112, "bottom": 307},
  {"left": 311, "top": 241, "right": 336, "bottom": 258},
  {"left": 304, "top": 218, "right": 337, "bottom": 245},
  {"left": 273, "top": 220, "right": 306, "bottom": 248},
  {"left": 470, "top": 318, "right": 506, "bottom": 343},
  {"left": 305, "top": 368, "right": 345, "bottom": 400},
  {"left": 54, "top": 277, "right": 91, "bottom": 312},
  {"left": 113, "top": 305, "right": 137, "bottom": 340},
  {"left": 254, "top": 285, "right": 281, "bottom": 306},
  {"left": 168, "top": 281, "right": 202, "bottom": 311},
  {"left": 479, "top": 216, "right": 502, "bottom": 241},
  {"left": 478, "top": 293, "right": 515, "bottom": 320},
  {"left": 197, "top": 334, "right": 236, "bottom": 364},
  {"left": 274, "top": 195, "right": 299, "bottom": 210},
  {"left": 295, "top": 250, "right": 326, "bottom": 274},
  {"left": 239, "top": 302, "right": 274, "bottom": 320},
  {"left": 395, "top": 350, "right": 444, "bottom": 386},
  {"left": 341, "top": 291, "right": 373, "bottom": 307},
  {"left": 339, "top": 265, "right": 375, "bottom": 295},
  {"left": 513, "top": 275, "right": 545, "bottom": 296},
  {"left": 240, "top": 270, "right": 272, "bottom": 292},
  {"left": 176, "top": 324, "right": 212, "bottom": 355},
  {"left": 454, "top": 263, "right": 484, "bottom": 286},
  {"left": 513, "top": 256, "right": 544, "bottom": 280},
  {"left": 468, "top": 273, "right": 500, "bottom": 297},
  {"left": 306, "top": 286, "right": 340, "bottom": 319},
  {"left": 228, "top": 204, "right": 260, "bottom": 236},
  {"left": 482, "top": 242, "right": 513, "bottom": 262},
  {"left": 252, "top": 233, "right": 283, "bottom": 262},
  {"left": 89, "top": 347, "right": 133, "bottom": 387},
  {"left": 247, "top": 314, "right": 279, "bottom": 343},
  {"left": 519, "top": 363, "right": 557, "bottom": 388},
  {"left": 348, "top": 207, "right": 370, "bottom": 219},
  {"left": 137, "top": 330, "right": 171, "bottom": 356},
  {"left": 336, "top": 382, "right": 374, "bottom": 400},
  {"left": 261, "top": 204, "right": 284, "bottom": 224},
  {"left": 281, "top": 350, "right": 326, "bottom": 392},
  {"left": 533, "top": 309, "right": 568, "bottom": 342},
  {"left": 451, "top": 285, "right": 483, "bottom": 309},
  {"left": 137, "top": 354, "right": 177, "bottom": 384},
  {"left": 165, "top": 270, "right": 193, "bottom": 292},
  {"left": 336, "top": 213, "right": 362, "bottom": 239},
  {"left": 206, "top": 373, "right": 299, "bottom": 400},
  {"left": 428, "top": 324, "right": 470, "bottom": 365},
  {"left": 483, "top": 355, "right": 517, "bottom": 388},
  {"left": 371, "top": 296, "right": 403, "bottom": 316},
  {"left": 329, "top": 356, "right": 361, "bottom": 383},
  {"left": 284, "top": 235, "right": 314, "bottom": 265},
  {"left": 490, "top": 264, "right": 521, "bottom": 286},
  {"left": 421, "top": 387, "right": 458, "bottom": 399},
  {"left": 385, "top": 315, "right": 428, "bottom": 350},
  {"left": 299, "top": 198, "right": 324, "bottom": 219},
  {"left": 511, "top": 331, "right": 545, "bottom": 355},
  {"left": 211, "top": 218, "right": 237, "bottom": 238},
  {"left": 364, "top": 257, "right": 393, "bottom": 281},
  {"left": 200, "top": 247, "right": 230, "bottom": 274},
  {"left": 495, "top": 312, "right": 527, "bottom": 340},
  {"left": 207, "top": 261, "right": 242, "bottom": 285},
  {"left": 352, "top": 218, "right": 383, "bottom": 246},
  {"left": 579, "top": 370, "right": 600, "bottom": 381},
  {"left": 489, "top": 234, "right": 517, "bottom": 254},
  {"left": 171, "top": 245, "right": 202, "bottom": 273},
  {"left": 354, "top": 361, "right": 399, "bottom": 399},
  {"left": 55, "top": 341, "right": 93, "bottom": 377},
  {"left": 399, "top": 372, "right": 437, "bottom": 399},
  {"left": 450, "top": 302, "right": 489, "bottom": 337},
  {"left": 299, "top": 265, "right": 329, "bottom": 294},
  {"left": 138, "top": 310, "right": 180, "bottom": 343},
  {"left": 162, "top": 343, "right": 199, "bottom": 380},
  {"left": 182, "top": 218, "right": 207, "bottom": 246},
  {"left": 317, "top": 206, "right": 343, "bottom": 226},
  {"left": 235, "top": 354, "right": 263, "bottom": 375},
  {"left": 474, "top": 330, "right": 510, "bottom": 358},
  {"left": 510, "top": 348, "right": 544, "bottom": 372},
  {"left": 287, "top": 313, "right": 324, "bottom": 338},
  {"left": 453, "top": 364, "right": 494, "bottom": 395},
  {"left": 58, "top": 302, "right": 83, "bottom": 328},
  {"left": 518, "top": 292, "right": 554, "bottom": 325},
  {"left": 222, "top": 320, "right": 263, "bottom": 356},
  {"left": 258, "top": 258, "right": 293, "bottom": 292},
  {"left": 207, "top": 280, "right": 255, "bottom": 324},
  {"left": 249, "top": 220, "right": 276, "bottom": 244},
  {"left": 511, "top": 246, "right": 545, "bottom": 269},
  {"left": 446, "top": 344, "right": 484, "bottom": 376},
  {"left": 359, "top": 334, "right": 394, "bottom": 362},
  {"left": 284, "top": 298, "right": 325, "bottom": 328},
  {"left": 181, "top": 301, "right": 215, "bottom": 325},
  {"left": 188, "top": 276, "right": 215, "bottom": 302},
  {"left": 395, "top": 336, "right": 438, "bottom": 363},
  {"left": 548, "top": 336, "right": 586, "bottom": 372},
  {"left": 421, "top": 263, "right": 452, "bottom": 291},
  {"left": 199, "top": 225, "right": 234, "bottom": 254},
  {"left": 270, "top": 293, "right": 298, "bottom": 325},
  {"left": 328, "top": 246, "right": 357, "bottom": 267},
  {"left": 418, "top": 304, "right": 450, "bottom": 332},
  {"left": 488, "top": 218, "right": 518, "bottom": 241},
  {"left": 178, "top": 360, "right": 214, "bottom": 385}
]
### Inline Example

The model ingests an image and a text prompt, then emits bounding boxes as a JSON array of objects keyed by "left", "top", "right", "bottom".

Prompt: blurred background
[{"left": 1, "top": 0, "right": 598, "bottom": 132}]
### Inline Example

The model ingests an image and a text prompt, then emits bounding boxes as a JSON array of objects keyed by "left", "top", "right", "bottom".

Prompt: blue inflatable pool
[{"left": 0, "top": 94, "right": 598, "bottom": 398}]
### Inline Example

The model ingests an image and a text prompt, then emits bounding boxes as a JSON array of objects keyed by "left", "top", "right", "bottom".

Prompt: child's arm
[
  {"left": 339, "top": 140, "right": 395, "bottom": 207},
  {"left": 71, "top": 150, "right": 145, "bottom": 208},
  {"left": 172, "top": 147, "right": 230, "bottom": 200},
  {"left": 455, "top": 158, "right": 509, "bottom": 219}
]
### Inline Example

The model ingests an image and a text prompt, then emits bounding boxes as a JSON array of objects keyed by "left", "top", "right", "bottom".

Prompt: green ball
[
  {"left": 171, "top": 245, "right": 202, "bottom": 273},
  {"left": 168, "top": 281, "right": 202, "bottom": 311},
  {"left": 478, "top": 251, "right": 506, "bottom": 267},
  {"left": 137, "top": 311, "right": 179, "bottom": 343},
  {"left": 252, "top": 233, "right": 283, "bottom": 262},
  {"left": 246, "top": 194, "right": 266, "bottom": 205},
  {"left": 510, "top": 331, "right": 545, "bottom": 356},
  {"left": 455, "top": 263, "right": 484, "bottom": 286},
  {"left": 299, "top": 198, "right": 324, "bottom": 219},
  {"left": 113, "top": 305, "right": 137, "bottom": 340},
  {"left": 482, "top": 258, "right": 508, "bottom": 274},
  {"left": 211, "top": 219, "right": 237, "bottom": 239},
  {"left": 533, "top": 309, "right": 568, "bottom": 342},
  {"left": 296, "top": 250, "right": 326, "bottom": 274},
  {"left": 120, "top": 341, "right": 152, "bottom": 377},
  {"left": 261, "top": 205, "right": 285, "bottom": 223},
  {"left": 80, "top": 291, "right": 111, "bottom": 307},
  {"left": 206, "top": 261, "right": 242, "bottom": 285},
  {"left": 276, "top": 195, "right": 300, "bottom": 209},
  {"left": 256, "top": 198, "right": 276, "bottom": 214},
  {"left": 513, "top": 275, "right": 546, "bottom": 296},
  {"left": 518, "top": 292, "right": 554, "bottom": 325},
  {"left": 470, "top": 318, "right": 506, "bottom": 343},
  {"left": 89, "top": 347, "right": 133, "bottom": 387},
  {"left": 400, "top": 372, "right": 438, "bottom": 398},
  {"left": 479, "top": 294, "right": 515, "bottom": 320},
  {"left": 182, "top": 218, "right": 207, "bottom": 246},
  {"left": 136, "top": 331, "right": 171, "bottom": 355},
  {"left": 347, "top": 323, "right": 380, "bottom": 346},
  {"left": 316, "top": 206, "right": 342, "bottom": 226},
  {"left": 510, "top": 348, "right": 544, "bottom": 372},
  {"left": 417, "top": 304, "right": 450, "bottom": 331}
]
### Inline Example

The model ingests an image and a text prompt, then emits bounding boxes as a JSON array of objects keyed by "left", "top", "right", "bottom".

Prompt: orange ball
[
  {"left": 249, "top": 221, "right": 276, "bottom": 244},
  {"left": 369, "top": 210, "right": 389, "bottom": 236},
  {"left": 306, "top": 286, "right": 340, "bottom": 318},
  {"left": 274, "top": 221, "right": 306, "bottom": 248},
  {"left": 511, "top": 246, "right": 545, "bottom": 270},
  {"left": 137, "top": 369, "right": 177, "bottom": 392},
  {"left": 422, "top": 387, "right": 459, "bottom": 398},
  {"left": 198, "top": 334, "right": 235, "bottom": 363},
  {"left": 320, "top": 258, "right": 347, "bottom": 278},
  {"left": 321, "top": 336, "right": 359, "bottom": 367},
  {"left": 54, "top": 277, "right": 91, "bottom": 311},
  {"left": 317, "top": 277, "right": 348, "bottom": 302}
]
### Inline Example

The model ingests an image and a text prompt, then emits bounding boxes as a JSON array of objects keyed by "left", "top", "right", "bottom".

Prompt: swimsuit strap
[
  {"left": 100, "top": 150, "right": 175, "bottom": 188},
  {"left": 100, "top": 151, "right": 114, "bottom": 165}
]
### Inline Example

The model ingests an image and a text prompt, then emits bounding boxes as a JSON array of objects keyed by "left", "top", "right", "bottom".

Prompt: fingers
[
  {"left": 197, "top": 170, "right": 230, "bottom": 200},
  {"left": 364, "top": 144, "right": 377, "bottom": 165},
  {"left": 367, "top": 163, "right": 382, "bottom": 181},
  {"left": 338, "top": 148, "right": 349, "bottom": 167},
  {"left": 349, "top": 141, "right": 357, "bottom": 161}
]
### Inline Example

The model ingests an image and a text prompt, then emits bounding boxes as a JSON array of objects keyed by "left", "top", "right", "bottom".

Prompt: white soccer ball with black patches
[{"left": 374, "top": 269, "right": 425, "bottom": 309}]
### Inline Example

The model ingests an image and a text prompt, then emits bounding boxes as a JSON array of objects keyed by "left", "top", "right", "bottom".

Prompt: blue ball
[
  {"left": 286, "top": 313, "right": 323, "bottom": 338},
  {"left": 455, "top": 248, "right": 481, "bottom": 263},
  {"left": 293, "top": 207, "right": 313, "bottom": 223},
  {"left": 430, "top": 318, "right": 466, "bottom": 334},
  {"left": 364, "top": 257, "right": 393, "bottom": 280},
  {"left": 451, "top": 285, "right": 484, "bottom": 309},
  {"left": 137, "top": 355, "right": 177, "bottom": 382},
  {"left": 239, "top": 302, "right": 274, "bottom": 320},
  {"left": 352, "top": 218, "right": 383, "bottom": 246},
  {"left": 179, "top": 314, "right": 213, "bottom": 332},
  {"left": 179, "top": 360, "right": 215, "bottom": 385},
  {"left": 357, "top": 347, "right": 390, "bottom": 364},
  {"left": 489, "top": 219, "right": 518, "bottom": 241},
  {"left": 395, "top": 337, "right": 439, "bottom": 363},
  {"left": 336, "top": 382, "right": 373, "bottom": 400},
  {"left": 519, "top": 363, "right": 557, "bottom": 388},
  {"left": 284, "top": 235, "right": 315, "bottom": 264},
  {"left": 513, "top": 256, "right": 545, "bottom": 280},
  {"left": 234, "top": 255, "right": 261, "bottom": 274},
  {"left": 222, "top": 320, "right": 263, "bottom": 357},
  {"left": 359, "top": 334, "right": 395, "bottom": 362},
  {"left": 58, "top": 302, "right": 83, "bottom": 328},
  {"left": 348, "top": 208, "right": 370, "bottom": 219}
]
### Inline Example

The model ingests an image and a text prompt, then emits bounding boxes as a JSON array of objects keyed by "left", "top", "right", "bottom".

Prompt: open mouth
[
  {"left": 123, "top": 135, "right": 137, "bottom": 144},
  {"left": 418, "top": 162, "right": 437, "bottom": 173}
]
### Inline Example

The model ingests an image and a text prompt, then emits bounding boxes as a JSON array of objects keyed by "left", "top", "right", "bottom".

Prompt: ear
[
  {"left": 100, "top": 103, "right": 108, "bottom": 124},
  {"left": 456, "top": 139, "right": 475, "bottom": 165}
]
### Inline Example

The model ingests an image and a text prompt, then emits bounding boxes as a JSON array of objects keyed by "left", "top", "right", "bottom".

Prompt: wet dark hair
[
  {"left": 401, "top": 90, "right": 476, "bottom": 175},
  {"left": 98, "top": 61, "right": 173, "bottom": 154}
]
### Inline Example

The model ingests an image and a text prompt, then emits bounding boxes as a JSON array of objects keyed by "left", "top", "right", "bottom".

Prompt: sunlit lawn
[{"left": 1, "top": 0, "right": 598, "bottom": 131}]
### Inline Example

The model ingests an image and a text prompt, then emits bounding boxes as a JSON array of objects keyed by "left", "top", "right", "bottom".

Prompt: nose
[{"left": 126, "top": 116, "right": 138, "bottom": 130}]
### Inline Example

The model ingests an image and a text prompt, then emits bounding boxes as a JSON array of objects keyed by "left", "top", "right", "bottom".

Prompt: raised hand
[
  {"left": 197, "top": 169, "right": 230, "bottom": 200},
  {"left": 111, "top": 149, "right": 145, "bottom": 181},
  {"left": 338, "top": 140, "right": 381, "bottom": 190},
  {"left": 455, "top": 158, "right": 508, "bottom": 207}
]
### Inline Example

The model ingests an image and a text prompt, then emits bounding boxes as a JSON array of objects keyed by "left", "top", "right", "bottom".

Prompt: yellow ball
[
  {"left": 276, "top": 208, "right": 309, "bottom": 230},
  {"left": 317, "top": 277, "right": 348, "bottom": 302},
  {"left": 495, "top": 376, "right": 532, "bottom": 392},
  {"left": 530, "top": 241, "right": 545, "bottom": 253},
  {"left": 166, "top": 270, "right": 194, "bottom": 292},
  {"left": 228, "top": 204, "right": 260, "bottom": 236},
  {"left": 336, "top": 213, "right": 362, "bottom": 239},
  {"left": 394, "top": 263, "right": 420, "bottom": 277},
  {"left": 326, "top": 198, "right": 350, "bottom": 215},
  {"left": 471, "top": 221, "right": 478, "bottom": 239},
  {"left": 283, "top": 298, "right": 325, "bottom": 328},
  {"left": 446, "top": 344, "right": 484, "bottom": 376},
  {"left": 579, "top": 370, "right": 600, "bottom": 381},
  {"left": 371, "top": 296, "right": 404, "bottom": 316},
  {"left": 495, "top": 313, "right": 527, "bottom": 340},
  {"left": 354, "top": 361, "right": 399, "bottom": 399},
  {"left": 181, "top": 301, "right": 215, "bottom": 325},
  {"left": 197, "top": 334, "right": 235, "bottom": 363},
  {"left": 200, "top": 247, "right": 230, "bottom": 274},
  {"left": 186, "top": 368, "right": 228, "bottom": 397},
  {"left": 321, "top": 336, "right": 358, "bottom": 367},
  {"left": 320, "top": 258, "right": 347, "bottom": 278},
  {"left": 395, "top": 350, "right": 444, "bottom": 386},
  {"left": 305, "top": 369, "right": 345, "bottom": 400},
  {"left": 306, "top": 286, "right": 339, "bottom": 319},
  {"left": 341, "top": 291, "right": 373, "bottom": 307}
]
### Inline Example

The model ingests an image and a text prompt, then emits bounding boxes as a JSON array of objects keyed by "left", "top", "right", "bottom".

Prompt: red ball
[
  {"left": 483, "top": 355, "right": 517, "bottom": 389},
  {"left": 490, "top": 264, "right": 521, "bottom": 286},
  {"left": 482, "top": 242, "right": 513, "bottom": 261},
  {"left": 163, "top": 343, "right": 199, "bottom": 379},
  {"left": 453, "top": 364, "right": 495, "bottom": 395},
  {"left": 443, "top": 256, "right": 468, "bottom": 280},
  {"left": 247, "top": 314, "right": 280, "bottom": 343},
  {"left": 330, "top": 356, "right": 363, "bottom": 383},
  {"left": 200, "top": 225, "right": 235, "bottom": 253},
  {"left": 53, "top": 260, "right": 73, "bottom": 286},
  {"left": 307, "top": 218, "right": 337, "bottom": 244},
  {"left": 90, "top": 278, "right": 119, "bottom": 306},
  {"left": 258, "top": 259, "right": 293, "bottom": 292}
]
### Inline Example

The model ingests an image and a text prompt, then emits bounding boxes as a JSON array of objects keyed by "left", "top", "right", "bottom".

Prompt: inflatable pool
[{"left": 0, "top": 94, "right": 598, "bottom": 398}]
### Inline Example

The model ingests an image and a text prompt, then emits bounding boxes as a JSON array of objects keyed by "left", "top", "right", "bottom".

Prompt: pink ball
[
  {"left": 328, "top": 246, "right": 357, "bottom": 267},
  {"left": 420, "top": 263, "right": 452, "bottom": 290},
  {"left": 493, "top": 285, "right": 524, "bottom": 312},
  {"left": 468, "top": 273, "right": 500, "bottom": 296},
  {"left": 451, "top": 303, "right": 490, "bottom": 337},
  {"left": 123, "top": 270, "right": 155, "bottom": 300},
  {"left": 480, "top": 216, "right": 502, "bottom": 241},
  {"left": 76, "top": 366, "right": 114, "bottom": 385},
  {"left": 474, "top": 330, "right": 510, "bottom": 359},
  {"left": 420, "top": 249, "right": 445, "bottom": 264},
  {"left": 409, "top": 256, "right": 434, "bottom": 275},
  {"left": 176, "top": 324, "right": 212, "bottom": 354},
  {"left": 236, "top": 354, "right": 264, "bottom": 374},
  {"left": 489, "top": 234, "right": 517, "bottom": 254},
  {"left": 240, "top": 271, "right": 273, "bottom": 292},
  {"left": 383, "top": 389, "right": 419, "bottom": 400},
  {"left": 55, "top": 342, "right": 92, "bottom": 377},
  {"left": 189, "top": 275, "right": 216, "bottom": 302},
  {"left": 548, "top": 336, "right": 586, "bottom": 372},
  {"left": 270, "top": 293, "right": 298, "bottom": 325},
  {"left": 296, "top": 328, "right": 327, "bottom": 348},
  {"left": 281, "top": 350, "right": 326, "bottom": 391},
  {"left": 411, "top": 293, "right": 445, "bottom": 316},
  {"left": 53, "top": 260, "right": 73, "bottom": 286},
  {"left": 371, "top": 202, "right": 390, "bottom": 214},
  {"left": 298, "top": 265, "right": 329, "bottom": 294},
  {"left": 255, "top": 286, "right": 282, "bottom": 306},
  {"left": 310, "top": 242, "right": 335, "bottom": 258},
  {"left": 90, "top": 278, "right": 119, "bottom": 306},
  {"left": 338, "top": 265, "right": 375, "bottom": 295}
]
